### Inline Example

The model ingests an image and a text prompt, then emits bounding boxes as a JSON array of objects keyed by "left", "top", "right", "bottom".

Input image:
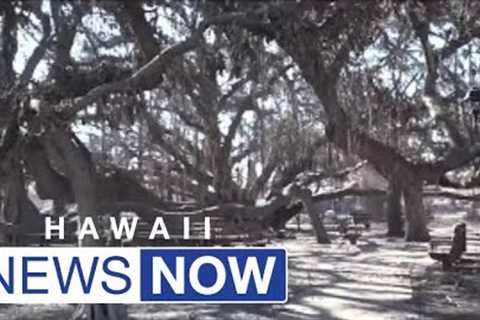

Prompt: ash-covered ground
[{"left": 1, "top": 201, "right": 479, "bottom": 320}]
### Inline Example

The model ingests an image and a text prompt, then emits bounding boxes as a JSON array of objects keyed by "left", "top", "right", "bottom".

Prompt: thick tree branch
[
  {"left": 63, "top": 12, "right": 269, "bottom": 119},
  {"left": 0, "top": 1, "right": 18, "bottom": 86},
  {"left": 408, "top": 4, "right": 438, "bottom": 96},
  {"left": 142, "top": 109, "right": 213, "bottom": 186},
  {"left": 122, "top": 1, "right": 158, "bottom": 61},
  {"left": 19, "top": 0, "right": 52, "bottom": 85}
]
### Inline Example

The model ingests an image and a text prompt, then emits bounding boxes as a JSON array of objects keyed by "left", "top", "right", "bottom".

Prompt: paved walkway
[
  {"left": 1, "top": 223, "right": 466, "bottom": 320},
  {"left": 129, "top": 224, "right": 432, "bottom": 320}
]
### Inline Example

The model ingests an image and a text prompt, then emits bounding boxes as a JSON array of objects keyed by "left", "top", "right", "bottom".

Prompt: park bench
[
  {"left": 429, "top": 223, "right": 480, "bottom": 271},
  {"left": 350, "top": 209, "right": 371, "bottom": 229},
  {"left": 324, "top": 213, "right": 364, "bottom": 244}
]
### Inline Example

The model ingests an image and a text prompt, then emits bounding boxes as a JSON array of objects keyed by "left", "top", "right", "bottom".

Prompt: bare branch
[
  {"left": 142, "top": 109, "right": 213, "bottom": 186},
  {"left": 19, "top": 0, "right": 52, "bottom": 85},
  {"left": 62, "top": 11, "right": 274, "bottom": 119},
  {"left": 407, "top": 4, "right": 438, "bottom": 96},
  {"left": 122, "top": 1, "right": 159, "bottom": 61}
]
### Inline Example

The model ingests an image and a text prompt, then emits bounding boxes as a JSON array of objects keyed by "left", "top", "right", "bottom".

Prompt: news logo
[{"left": 0, "top": 247, "right": 287, "bottom": 303}]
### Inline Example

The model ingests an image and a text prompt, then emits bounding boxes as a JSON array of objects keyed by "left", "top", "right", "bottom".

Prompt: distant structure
[{"left": 313, "top": 163, "right": 388, "bottom": 220}]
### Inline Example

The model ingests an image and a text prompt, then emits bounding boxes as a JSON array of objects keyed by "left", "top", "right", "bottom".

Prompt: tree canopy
[{"left": 2, "top": 1, "right": 480, "bottom": 318}]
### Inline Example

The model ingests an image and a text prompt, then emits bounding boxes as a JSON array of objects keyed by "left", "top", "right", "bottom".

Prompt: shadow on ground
[{"left": 1, "top": 216, "right": 479, "bottom": 320}]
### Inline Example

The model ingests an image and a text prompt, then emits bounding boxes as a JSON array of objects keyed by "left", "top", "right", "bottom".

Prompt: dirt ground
[{"left": 1, "top": 203, "right": 479, "bottom": 320}]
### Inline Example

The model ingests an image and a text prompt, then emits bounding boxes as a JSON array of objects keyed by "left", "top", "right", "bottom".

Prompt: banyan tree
[{"left": 3, "top": 1, "right": 480, "bottom": 319}]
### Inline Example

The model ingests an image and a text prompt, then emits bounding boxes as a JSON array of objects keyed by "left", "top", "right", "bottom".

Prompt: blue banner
[{"left": 140, "top": 248, "right": 287, "bottom": 303}]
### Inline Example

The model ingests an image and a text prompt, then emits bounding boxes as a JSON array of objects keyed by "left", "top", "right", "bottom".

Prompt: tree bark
[
  {"left": 2, "top": 160, "right": 43, "bottom": 245},
  {"left": 263, "top": 7, "right": 432, "bottom": 242},
  {"left": 290, "top": 185, "right": 330, "bottom": 244},
  {"left": 48, "top": 130, "right": 128, "bottom": 320},
  {"left": 386, "top": 177, "right": 404, "bottom": 237},
  {"left": 267, "top": 202, "right": 303, "bottom": 231},
  {"left": 402, "top": 179, "right": 430, "bottom": 242},
  {"left": 0, "top": 1, "right": 17, "bottom": 88},
  {"left": 365, "top": 195, "right": 384, "bottom": 221},
  {"left": 24, "top": 137, "right": 74, "bottom": 203},
  {"left": 303, "top": 192, "right": 330, "bottom": 244}
]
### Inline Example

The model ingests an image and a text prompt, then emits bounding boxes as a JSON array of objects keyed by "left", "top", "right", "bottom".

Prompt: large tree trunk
[
  {"left": 268, "top": 202, "right": 303, "bottom": 231},
  {"left": 24, "top": 137, "right": 74, "bottom": 203},
  {"left": 49, "top": 130, "right": 128, "bottom": 320},
  {"left": 290, "top": 186, "right": 330, "bottom": 243},
  {"left": 365, "top": 195, "right": 384, "bottom": 221},
  {"left": 269, "top": 11, "right": 433, "bottom": 242},
  {"left": 1, "top": 160, "right": 44, "bottom": 245},
  {"left": 386, "top": 177, "right": 404, "bottom": 237},
  {"left": 402, "top": 180, "right": 430, "bottom": 242},
  {"left": 303, "top": 195, "right": 330, "bottom": 244}
]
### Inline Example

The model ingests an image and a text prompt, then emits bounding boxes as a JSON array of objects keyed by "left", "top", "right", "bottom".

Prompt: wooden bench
[
  {"left": 429, "top": 223, "right": 480, "bottom": 271},
  {"left": 324, "top": 214, "right": 363, "bottom": 244},
  {"left": 350, "top": 210, "right": 371, "bottom": 229}
]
